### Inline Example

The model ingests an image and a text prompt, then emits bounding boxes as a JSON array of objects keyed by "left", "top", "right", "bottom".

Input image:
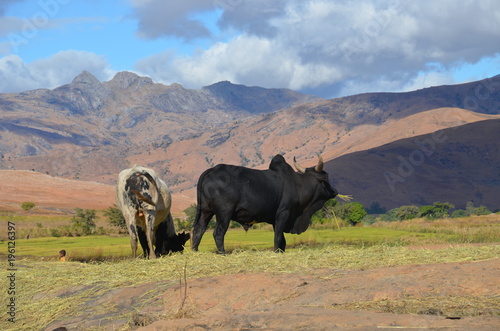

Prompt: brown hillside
[
  {"left": 0, "top": 170, "right": 115, "bottom": 212},
  {"left": 326, "top": 119, "right": 500, "bottom": 210},
  {"left": 0, "top": 170, "right": 188, "bottom": 215}
]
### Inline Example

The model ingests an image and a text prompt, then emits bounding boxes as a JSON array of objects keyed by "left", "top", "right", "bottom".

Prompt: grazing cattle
[
  {"left": 116, "top": 165, "right": 189, "bottom": 259},
  {"left": 191, "top": 154, "right": 338, "bottom": 253}
]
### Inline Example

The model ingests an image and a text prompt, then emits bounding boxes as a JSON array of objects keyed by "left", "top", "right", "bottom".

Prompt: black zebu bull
[
  {"left": 116, "top": 166, "right": 190, "bottom": 259},
  {"left": 191, "top": 154, "right": 338, "bottom": 253}
]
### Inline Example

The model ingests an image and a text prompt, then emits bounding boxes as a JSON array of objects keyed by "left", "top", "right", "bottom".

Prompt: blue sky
[{"left": 0, "top": 0, "right": 499, "bottom": 98}]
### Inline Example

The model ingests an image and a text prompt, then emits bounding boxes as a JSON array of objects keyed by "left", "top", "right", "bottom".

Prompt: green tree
[
  {"left": 174, "top": 204, "right": 197, "bottom": 231},
  {"left": 21, "top": 201, "right": 36, "bottom": 211},
  {"left": 465, "top": 201, "right": 475, "bottom": 215},
  {"left": 312, "top": 199, "right": 339, "bottom": 224},
  {"left": 71, "top": 208, "right": 97, "bottom": 235},
  {"left": 418, "top": 202, "right": 454, "bottom": 220},
  {"left": 392, "top": 205, "right": 419, "bottom": 220},
  {"left": 451, "top": 209, "right": 468, "bottom": 218},
  {"left": 334, "top": 202, "right": 367, "bottom": 225},
  {"left": 465, "top": 201, "right": 491, "bottom": 216},
  {"left": 361, "top": 214, "right": 377, "bottom": 225},
  {"left": 471, "top": 205, "right": 491, "bottom": 216},
  {"left": 177, "top": 204, "right": 218, "bottom": 230},
  {"left": 184, "top": 204, "right": 197, "bottom": 226},
  {"left": 104, "top": 204, "right": 126, "bottom": 230}
]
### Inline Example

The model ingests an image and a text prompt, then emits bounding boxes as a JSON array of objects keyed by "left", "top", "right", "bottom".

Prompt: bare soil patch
[{"left": 44, "top": 255, "right": 499, "bottom": 330}]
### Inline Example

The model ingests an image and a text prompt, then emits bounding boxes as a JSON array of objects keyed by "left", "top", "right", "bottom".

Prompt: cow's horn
[
  {"left": 315, "top": 154, "right": 324, "bottom": 172},
  {"left": 293, "top": 157, "right": 306, "bottom": 174}
]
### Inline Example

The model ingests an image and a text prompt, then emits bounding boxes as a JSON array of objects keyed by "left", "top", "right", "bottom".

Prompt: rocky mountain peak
[
  {"left": 71, "top": 71, "right": 101, "bottom": 86},
  {"left": 49, "top": 71, "right": 112, "bottom": 114},
  {"left": 108, "top": 71, "right": 153, "bottom": 90}
]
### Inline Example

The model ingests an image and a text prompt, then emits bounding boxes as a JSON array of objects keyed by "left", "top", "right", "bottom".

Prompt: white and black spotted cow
[{"left": 116, "top": 165, "right": 190, "bottom": 259}]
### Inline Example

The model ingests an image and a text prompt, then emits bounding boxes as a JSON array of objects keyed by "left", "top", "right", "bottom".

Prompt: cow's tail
[
  {"left": 129, "top": 171, "right": 159, "bottom": 207},
  {"left": 131, "top": 189, "right": 156, "bottom": 206},
  {"left": 193, "top": 171, "right": 206, "bottom": 228}
]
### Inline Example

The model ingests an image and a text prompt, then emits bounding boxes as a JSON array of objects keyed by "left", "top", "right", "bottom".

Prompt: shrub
[
  {"left": 471, "top": 206, "right": 491, "bottom": 216},
  {"left": 21, "top": 201, "right": 36, "bottom": 211},
  {"left": 392, "top": 205, "right": 419, "bottom": 220},
  {"left": 182, "top": 203, "right": 218, "bottom": 229},
  {"left": 451, "top": 202, "right": 491, "bottom": 218},
  {"left": 71, "top": 208, "right": 97, "bottom": 235},
  {"left": 451, "top": 209, "right": 468, "bottom": 218},
  {"left": 362, "top": 214, "right": 378, "bottom": 225},
  {"left": 104, "top": 204, "right": 126, "bottom": 230},
  {"left": 418, "top": 202, "right": 454, "bottom": 220},
  {"left": 465, "top": 201, "right": 491, "bottom": 216},
  {"left": 312, "top": 199, "right": 338, "bottom": 224},
  {"left": 334, "top": 202, "right": 367, "bottom": 226},
  {"left": 183, "top": 204, "right": 197, "bottom": 229}
]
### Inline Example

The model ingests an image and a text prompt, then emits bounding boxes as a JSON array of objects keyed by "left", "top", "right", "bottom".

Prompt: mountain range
[{"left": 0, "top": 71, "right": 499, "bottom": 212}]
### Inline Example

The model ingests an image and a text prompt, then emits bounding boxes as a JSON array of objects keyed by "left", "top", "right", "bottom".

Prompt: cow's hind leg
[
  {"left": 129, "top": 229, "right": 138, "bottom": 258},
  {"left": 145, "top": 210, "right": 157, "bottom": 259},
  {"left": 126, "top": 218, "right": 139, "bottom": 259},
  {"left": 191, "top": 209, "right": 214, "bottom": 251},
  {"left": 137, "top": 226, "right": 149, "bottom": 258},
  {"left": 213, "top": 215, "right": 230, "bottom": 254}
]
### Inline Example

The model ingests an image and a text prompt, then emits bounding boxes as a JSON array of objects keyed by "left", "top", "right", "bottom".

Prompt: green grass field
[
  {"left": 3, "top": 218, "right": 498, "bottom": 261},
  {"left": 1, "top": 212, "right": 498, "bottom": 262},
  {"left": 0, "top": 227, "right": 441, "bottom": 260}
]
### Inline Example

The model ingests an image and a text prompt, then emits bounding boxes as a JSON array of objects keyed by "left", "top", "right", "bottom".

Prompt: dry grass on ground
[{"left": 2, "top": 244, "right": 499, "bottom": 330}]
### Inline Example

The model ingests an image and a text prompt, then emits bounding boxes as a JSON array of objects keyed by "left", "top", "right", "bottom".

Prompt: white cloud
[
  {"left": 1, "top": 0, "right": 499, "bottom": 96},
  {"left": 136, "top": 34, "right": 341, "bottom": 90},
  {"left": 0, "top": 51, "right": 113, "bottom": 92},
  {"left": 133, "top": 0, "right": 500, "bottom": 97}
]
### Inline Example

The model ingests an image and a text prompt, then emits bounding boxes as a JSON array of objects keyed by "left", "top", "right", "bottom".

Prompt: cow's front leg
[
  {"left": 273, "top": 217, "right": 288, "bottom": 252},
  {"left": 213, "top": 217, "right": 230, "bottom": 254}
]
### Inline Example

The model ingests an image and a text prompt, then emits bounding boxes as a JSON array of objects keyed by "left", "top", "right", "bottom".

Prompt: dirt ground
[{"left": 44, "top": 255, "right": 499, "bottom": 331}]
